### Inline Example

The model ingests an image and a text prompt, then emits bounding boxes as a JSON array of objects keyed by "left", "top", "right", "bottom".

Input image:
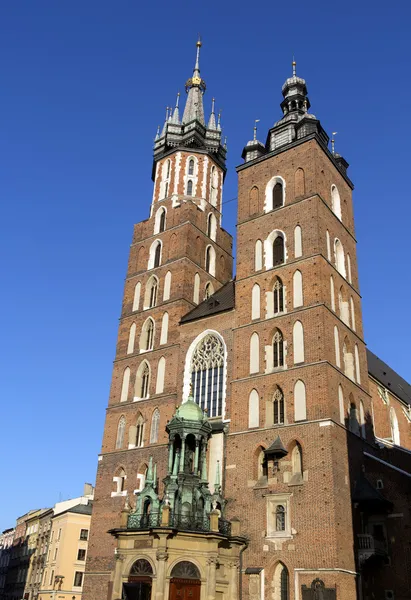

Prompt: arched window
[
  {"left": 338, "top": 385, "right": 345, "bottom": 424},
  {"left": 148, "top": 240, "right": 162, "bottom": 270},
  {"left": 294, "top": 225, "right": 302, "bottom": 258},
  {"left": 294, "top": 380, "right": 306, "bottom": 421},
  {"left": 359, "top": 400, "right": 366, "bottom": 439},
  {"left": 291, "top": 443, "right": 303, "bottom": 477},
  {"left": 255, "top": 240, "right": 263, "bottom": 271},
  {"left": 205, "top": 245, "right": 216, "bottom": 276},
  {"left": 154, "top": 243, "right": 161, "bottom": 268},
  {"left": 113, "top": 468, "right": 127, "bottom": 495},
  {"left": 116, "top": 416, "right": 126, "bottom": 449},
  {"left": 133, "top": 282, "right": 141, "bottom": 312},
  {"left": 150, "top": 409, "right": 160, "bottom": 444},
  {"left": 160, "top": 159, "right": 171, "bottom": 199},
  {"left": 347, "top": 254, "right": 352, "bottom": 284},
  {"left": 276, "top": 505, "right": 286, "bottom": 531},
  {"left": 293, "top": 321, "right": 304, "bottom": 364},
  {"left": 331, "top": 184, "right": 342, "bottom": 220},
  {"left": 354, "top": 344, "right": 361, "bottom": 384},
  {"left": 135, "top": 361, "right": 150, "bottom": 399},
  {"left": 188, "top": 159, "right": 195, "bottom": 176},
  {"left": 130, "top": 559, "right": 153, "bottom": 578},
  {"left": 257, "top": 446, "right": 268, "bottom": 479},
  {"left": 326, "top": 230, "right": 331, "bottom": 261},
  {"left": 390, "top": 407, "right": 400, "bottom": 445},
  {"left": 120, "top": 367, "right": 130, "bottom": 403},
  {"left": 334, "top": 326, "right": 341, "bottom": 367},
  {"left": 272, "top": 563, "right": 289, "bottom": 600},
  {"left": 160, "top": 312, "right": 168, "bottom": 345},
  {"left": 349, "top": 401, "right": 360, "bottom": 435},
  {"left": 249, "top": 186, "right": 259, "bottom": 216},
  {"left": 350, "top": 297, "right": 356, "bottom": 331},
  {"left": 330, "top": 276, "right": 335, "bottom": 311},
  {"left": 145, "top": 276, "right": 158, "bottom": 309},
  {"left": 170, "top": 562, "right": 201, "bottom": 580},
  {"left": 163, "top": 271, "right": 171, "bottom": 301},
  {"left": 343, "top": 340, "right": 355, "bottom": 380},
  {"left": 190, "top": 333, "right": 225, "bottom": 417},
  {"left": 273, "top": 182, "right": 284, "bottom": 209},
  {"left": 294, "top": 167, "right": 305, "bottom": 197},
  {"left": 249, "top": 332, "right": 259, "bottom": 374},
  {"left": 187, "top": 179, "right": 193, "bottom": 196},
  {"left": 140, "top": 318, "right": 155, "bottom": 351},
  {"left": 193, "top": 273, "right": 200, "bottom": 304},
  {"left": 136, "top": 415, "right": 144, "bottom": 448},
  {"left": 273, "top": 278, "right": 284, "bottom": 314},
  {"left": 210, "top": 166, "right": 218, "bottom": 206},
  {"left": 156, "top": 356, "right": 166, "bottom": 394},
  {"left": 127, "top": 323, "right": 136, "bottom": 354},
  {"left": 273, "top": 387, "right": 285, "bottom": 424},
  {"left": 154, "top": 207, "right": 166, "bottom": 234},
  {"left": 334, "top": 239, "right": 346, "bottom": 277},
  {"left": 273, "top": 330, "right": 284, "bottom": 369},
  {"left": 251, "top": 284, "right": 260, "bottom": 320},
  {"left": 273, "top": 235, "right": 285, "bottom": 266},
  {"left": 204, "top": 282, "right": 214, "bottom": 299},
  {"left": 293, "top": 270, "right": 303, "bottom": 308},
  {"left": 248, "top": 389, "right": 259, "bottom": 428}
]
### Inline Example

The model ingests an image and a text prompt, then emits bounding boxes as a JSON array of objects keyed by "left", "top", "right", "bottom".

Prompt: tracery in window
[
  {"left": 273, "top": 330, "right": 284, "bottom": 368},
  {"left": 276, "top": 505, "right": 286, "bottom": 531},
  {"left": 135, "top": 361, "right": 150, "bottom": 399},
  {"left": 140, "top": 318, "right": 155, "bottom": 351},
  {"left": 187, "top": 180, "right": 193, "bottom": 196},
  {"left": 136, "top": 414, "right": 144, "bottom": 447},
  {"left": 273, "top": 387, "right": 285, "bottom": 424},
  {"left": 145, "top": 276, "right": 158, "bottom": 309},
  {"left": 115, "top": 416, "right": 126, "bottom": 450},
  {"left": 273, "top": 278, "right": 284, "bottom": 314},
  {"left": 190, "top": 334, "right": 225, "bottom": 417}
]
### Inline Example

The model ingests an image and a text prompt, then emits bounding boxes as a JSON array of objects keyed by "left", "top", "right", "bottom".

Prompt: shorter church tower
[{"left": 109, "top": 398, "right": 245, "bottom": 600}]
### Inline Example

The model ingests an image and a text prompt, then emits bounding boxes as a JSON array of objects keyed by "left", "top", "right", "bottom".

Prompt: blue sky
[{"left": 1, "top": 1, "right": 410, "bottom": 529}]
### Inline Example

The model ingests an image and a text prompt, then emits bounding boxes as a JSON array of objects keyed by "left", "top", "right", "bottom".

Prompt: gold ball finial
[{"left": 196, "top": 35, "right": 202, "bottom": 48}]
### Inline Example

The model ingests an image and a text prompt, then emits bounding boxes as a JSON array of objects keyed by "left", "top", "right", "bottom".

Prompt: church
[{"left": 82, "top": 41, "right": 411, "bottom": 600}]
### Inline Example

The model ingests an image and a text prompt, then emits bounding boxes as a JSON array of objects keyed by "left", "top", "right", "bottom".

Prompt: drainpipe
[{"left": 238, "top": 541, "right": 248, "bottom": 600}]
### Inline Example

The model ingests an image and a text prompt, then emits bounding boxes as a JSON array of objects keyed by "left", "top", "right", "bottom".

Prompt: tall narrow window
[
  {"left": 205, "top": 246, "right": 216, "bottom": 275},
  {"left": 156, "top": 356, "right": 166, "bottom": 394},
  {"left": 294, "top": 380, "right": 307, "bottom": 421},
  {"left": 190, "top": 333, "right": 225, "bottom": 417},
  {"left": 210, "top": 166, "right": 218, "bottom": 206},
  {"left": 136, "top": 415, "right": 144, "bottom": 448},
  {"left": 330, "top": 276, "right": 335, "bottom": 311},
  {"left": 187, "top": 180, "right": 193, "bottom": 196},
  {"left": 334, "top": 239, "right": 346, "bottom": 277},
  {"left": 136, "top": 362, "right": 150, "bottom": 399},
  {"left": 275, "top": 505, "right": 286, "bottom": 531},
  {"left": 390, "top": 407, "right": 400, "bottom": 445},
  {"left": 273, "top": 182, "right": 284, "bottom": 209},
  {"left": 280, "top": 566, "right": 289, "bottom": 600},
  {"left": 188, "top": 159, "right": 195, "bottom": 175},
  {"left": 140, "top": 318, "right": 155, "bottom": 351},
  {"left": 159, "top": 209, "right": 166, "bottom": 233},
  {"left": 273, "top": 278, "right": 284, "bottom": 314},
  {"left": 359, "top": 400, "right": 366, "bottom": 439},
  {"left": 326, "top": 230, "right": 331, "bottom": 261},
  {"left": 347, "top": 254, "right": 352, "bottom": 283},
  {"left": 154, "top": 243, "right": 161, "bottom": 268},
  {"left": 331, "top": 184, "right": 342, "bottom": 220},
  {"left": 293, "top": 321, "right": 304, "bottom": 364},
  {"left": 133, "top": 282, "right": 141, "bottom": 312},
  {"left": 207, "top": 213, "right": 217, "bottom": 241},
  {"left": 249, "top": 332, "right": 260, "bottom": 374},
  {"left": 294, "top": 225, "right": 302, "bottom": 258},
  {"left": 193, "top": 273, "right": 200, "bottom": 304},
  {"left": 273, "top": 330, "right": 284, "bottom": 368},
  {"left": 354, "top": 344, "right": 361, "bottom": 384},
  {"left": 248, "top": 389, "right": 259, "bottom": 428},
  {"left": 120, "top": 367, "right": 130, "bottom": 403},
  {"left": 127, "top": 323, "right": 136, "bottom": 354},
  {"left": 206, "top": 247, "right": 211, "bottom": 272},
  {"left": 338, "top": 385, "right": 345, "bottom": 424},
  {"left": 255, "top": 240, "right": 263, "bottom": 271},
  {"left": 293, "top": 270, "right": 303, "bottom": 308},
  {"left": 204, "top": 282, "right": 214, "bottom": 299},
  {"left": 334, "top": 326, "right": 341, "bottom": 367},
  {"left": 273, "top": 388, "right": 285, "bottom": 424},
  {"left": 145, "top": 277, "right": 158, "bottom": 309},
  {"left": 273, "top": 236, "right": 285, "bottom": 265},
  {"left": 150, "top": 409, "right": 160, "bottom": 444},
  {"left": 272, "top": 563, "right": 289, "bottom": 600},
  {"left": 349, "top": 402, "right": 360, "bottom": 435},
  {"left": 163, "top": 271, "right": 171, "bottom": 301},
  {"left": 116, "top": 416, "right": 126, "bottom": 450},
  {"left": 350, "top": 297, "right": 356, "bottom": 331},
  {"left": 160, "top": 312, "right": 168, "bottom": 345},
  {"left": 251, "top": 284, "right": 260, "bottom": 320}
]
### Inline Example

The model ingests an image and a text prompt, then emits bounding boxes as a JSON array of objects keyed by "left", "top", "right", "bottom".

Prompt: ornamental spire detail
[{"left": 182, "top": 38, "right": 206, "bottom": 125}]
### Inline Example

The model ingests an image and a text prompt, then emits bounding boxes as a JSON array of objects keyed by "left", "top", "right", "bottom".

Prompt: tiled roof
[
  {"left": 367, "top": 349, "right": 411, "bottom": 407},
  {"left": 180, "top": 280, "right": 235, "bottom": 324}
]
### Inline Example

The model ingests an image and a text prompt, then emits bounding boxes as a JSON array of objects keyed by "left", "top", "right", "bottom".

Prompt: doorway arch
[
  {"left": 169, "top": 561, "right": 201, "bottom": 600},
  {"left": 124, "top": 559, "right": 153, "bottom": 600}
]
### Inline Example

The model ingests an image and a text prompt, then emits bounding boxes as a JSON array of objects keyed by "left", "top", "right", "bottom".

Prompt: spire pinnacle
[
  {"left": 194, "top": 36, "right": 202, "bottom": 76},
  {"left": 208, "top": 97, "right": 217, "bottom": 130},
  {"left": 292, "top": 58, "right": 297, "bottom": 77},
  {"left": 253, "top": 119, "right": 260, "bottom": 141},
  {"left": 155, "top": 124, "right": 160, "bottom": 141},
  {"left": 171, "top": 92, "right": 181, "bottom": 124},
  {"left": 182, "top": 39, "right": 206, "bottom": 125},
  {"left": 331, "top": 132, "right": 338, "bottom": 155}
]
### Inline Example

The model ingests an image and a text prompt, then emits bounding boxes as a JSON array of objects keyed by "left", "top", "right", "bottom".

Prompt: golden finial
[
  {"left": 292, "top": 57, "right": 296, "bottom": 77},
  {"left": 196, "top": 34, "right": 202, "bottom": 48}
]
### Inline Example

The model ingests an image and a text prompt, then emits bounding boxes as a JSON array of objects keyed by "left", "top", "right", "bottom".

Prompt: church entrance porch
[{"left": 123, "top": 581, "right": 152, "bottom": 600}]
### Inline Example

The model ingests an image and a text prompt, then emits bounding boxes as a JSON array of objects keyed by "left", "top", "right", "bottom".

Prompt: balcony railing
[
  {"left": 127, "top": 512, "right": 231, "bottom": 537},
  {"left": 357, "top": 534, "right": 387, "bottom": 565}
]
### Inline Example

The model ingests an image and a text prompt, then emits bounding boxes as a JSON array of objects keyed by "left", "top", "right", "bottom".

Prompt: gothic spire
[
  {"left": 208, "top": 97, "right": 217, "bottom": 130},
  {"left": 171, "top": 92, "right": 181, "bottom": 124},
  {"left": 182, "top": 38, "right": 206, "bottom": 125}
]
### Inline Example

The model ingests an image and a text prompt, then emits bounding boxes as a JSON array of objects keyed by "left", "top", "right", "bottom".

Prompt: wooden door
[{"left": 169, "top": 578, "right": 201, "bottom": 600}]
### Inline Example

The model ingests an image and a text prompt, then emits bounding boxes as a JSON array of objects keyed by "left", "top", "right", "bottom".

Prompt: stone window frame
[{"left": 266, "top": 493, "right": 293, "bottom": 539}]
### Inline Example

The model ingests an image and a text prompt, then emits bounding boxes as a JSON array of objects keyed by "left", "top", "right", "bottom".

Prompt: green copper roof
[{"left": 176, "top": 397, "right": 205, "bottom": 421}]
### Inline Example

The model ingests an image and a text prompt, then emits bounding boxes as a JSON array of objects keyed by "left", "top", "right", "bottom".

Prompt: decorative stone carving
[{"left": 301, "top": 578, "right": 336, "bottom": 600}]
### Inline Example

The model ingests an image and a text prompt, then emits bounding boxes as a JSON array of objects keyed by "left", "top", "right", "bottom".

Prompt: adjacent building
[{"left": 0, "top": 529, "right": 15, "bottom": 600}]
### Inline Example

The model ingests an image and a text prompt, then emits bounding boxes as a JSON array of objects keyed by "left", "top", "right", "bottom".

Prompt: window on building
[
  {"left": 190, "top": 333, "right": 225, "bottom": 418},
  {"left": 273, "top": 235, "right": 285, "bottom": 266},
  {"left": 188, "top": 159, "right": 195, "bottom": 175},
  {"left": 77, "top": 549, "right": 86, "bottom": 561},
  {"left": 137, "top": 362, "right": 150, "bottom": 399},
  {"left": 50, "top": 570, "right": 54, "bottom": 586},
  {"left": 349, "top": 401, "right": 360, "bottom": 435},
  {"left": 273, "top": 278, "right": 284, "bottom": 314},
  {"left": 73, "top": 572, "right": 83, "bottom": 587},
  {"left": 115, "top": 416, "right": 126, "bottom": 450},
  {"left": 331, "top": 184, "right": 342, "bottom": 220},
  {"left": 140, "top": 318, "right": 155, "bottom": 351},
  {"left": 204, "top": 282, "right": 214, "bottom": 299},
  {"left": 273, "top": 182, "right": 284, "bottom": 209},
  {"left": 79, "top": 529, "right": 88, "bottom": 541},
  {"left": 159, "top": 209, "right": 166, "bottom": 233},
  {"left": 187, "top": 180, "right": 193, "bottom": 196},
  {"left": 273, "top": 330, "right": 284, "bottom": 368},
  {"left": 145, "top": 276, "right": 158, "bottom": 309},
  {"left": 154, "top": 243, "right": 161, "bottom": 268},
  {"left": 275, "top": 505, "right": 286, "bottom": 531},
  {"left": 210, "top": 166, "right": 218, "bottom": 206},
  {"left": 136, "top": 415, "right": 144, "bottom": 447},
  {"left": 273, "top": 388, "right": 285, "bottom": 424},
  {"left": 150, "top": 408, "right": 160, "bottom": 444},
  {"left": 205, "top": 245, "right": 216, "bottom": 275}
]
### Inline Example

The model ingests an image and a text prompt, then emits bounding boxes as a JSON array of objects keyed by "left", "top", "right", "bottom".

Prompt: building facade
[
  {"left": 0, "top": 529, "right": 15, "bottom": 600},
  {"left": 82, "top": 44, "right": 411, "bottom": 600}
]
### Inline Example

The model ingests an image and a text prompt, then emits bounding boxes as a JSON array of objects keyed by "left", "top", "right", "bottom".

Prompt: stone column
[
  {"left": 154, "top": 550, "right": 168, "bottom": 600},
  {"left": 207, "top": 556, "right": 218, "bottom": 600},
  {"left": 112, "top": 553, "right": 125, "bottom": 600},
  {"left": 168, "top": 442, "right": 174, "bottom": 473},
  {"left": 194, "top": 439, "right": 200, "bottom": 474},
  {"left": 228, "top": 560, "right": 239, "bottom": 600},
  {"left": 179, "top": 437, "right": 186, "bottom": 473}
]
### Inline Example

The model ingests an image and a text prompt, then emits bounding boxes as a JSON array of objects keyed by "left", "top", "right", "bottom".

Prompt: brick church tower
[{"left": 83, "top": 46, "right": 411, "bottom": 600}]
